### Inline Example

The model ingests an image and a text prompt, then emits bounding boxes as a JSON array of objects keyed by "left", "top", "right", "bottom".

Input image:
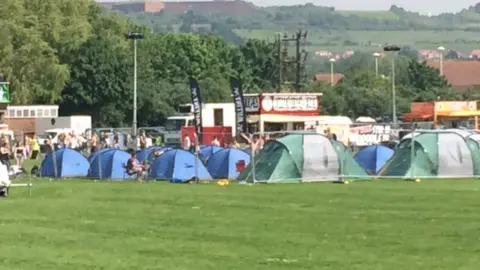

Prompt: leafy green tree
[
  {"left": 406, "top": 60, "right": 449, "bottom": 90},
  {"left": 60, "top": 35, "right": 131, "bottom": 127},
  {"left": 240, "top": 39, "right": 278, "bottom": 91}
]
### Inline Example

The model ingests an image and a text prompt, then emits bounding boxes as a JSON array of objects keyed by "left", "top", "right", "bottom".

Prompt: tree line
[
  {"left": 0, "top": 0, "right": 279, "bottom": 127},
  {"left": 122, "top": 3, "right": 480, "bottom": 37},
  {"left": 2, "top": 0, "right": 479, "bottom": 128}
]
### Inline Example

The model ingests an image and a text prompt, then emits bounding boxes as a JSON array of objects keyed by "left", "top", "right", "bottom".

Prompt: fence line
[{"left": 28, "top": 128, "right": 480, "bottom": 183}]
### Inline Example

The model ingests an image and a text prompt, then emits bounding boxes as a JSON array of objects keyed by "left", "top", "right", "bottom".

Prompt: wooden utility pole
[
  {"left": 281, "top": 30, "right": 308, "bottom": 91},
  {"left": 275, "top": 33, "right": 282, "bottom": 92}
]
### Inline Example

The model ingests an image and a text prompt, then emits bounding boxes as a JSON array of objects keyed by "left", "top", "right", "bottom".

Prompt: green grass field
[{"left": 2, "top": 179, "right": 480, "bottom": 269}]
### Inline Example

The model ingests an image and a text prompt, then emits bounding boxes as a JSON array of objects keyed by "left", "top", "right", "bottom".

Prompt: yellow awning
[{"left": 437, "top": 111, "right": 480, "bottom": 117}]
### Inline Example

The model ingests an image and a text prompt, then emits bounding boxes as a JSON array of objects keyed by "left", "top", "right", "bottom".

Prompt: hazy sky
[
  {"left": 98, "top": 0, "right": 480, "bottom": 14},
  {"left": 254, "top": 0, "right": 479, "bottom": 14}
]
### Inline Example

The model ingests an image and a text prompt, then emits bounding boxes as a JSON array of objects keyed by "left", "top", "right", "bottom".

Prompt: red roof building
[
  {"left": 427, "top": 60, "right": 480, "bottom": 90},
  {"left": 103, "top": 0, "right": 257, "bottom": 14}
]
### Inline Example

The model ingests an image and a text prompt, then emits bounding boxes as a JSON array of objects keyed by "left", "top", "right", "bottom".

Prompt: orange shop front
[{"left": 401, "top": 101, "right": 480, "bottom": 129}]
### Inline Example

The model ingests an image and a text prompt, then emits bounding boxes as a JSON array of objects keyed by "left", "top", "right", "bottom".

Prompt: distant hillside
[
  {"left": 108, "top": 0, "right": 480, "bottom": 55},
  {"left": 108, "top": 1, "right": 480, "bottom": 31}
]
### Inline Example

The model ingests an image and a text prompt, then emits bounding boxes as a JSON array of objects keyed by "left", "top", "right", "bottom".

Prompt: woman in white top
[
  {"left": 13, "top": 141, "right": 26, "bottom": 168},
  {"left": 113, "top": 135, "right": 120, "bottom": 149},
  {"left": 69, "top": 134, "right": 78, "bottom": 149}
]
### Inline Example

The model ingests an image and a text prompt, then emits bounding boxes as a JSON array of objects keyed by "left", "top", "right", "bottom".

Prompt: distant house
[
  {"left": 314, "top": 50, "right": 355, "bottom": 60},
  {"left": 342, "top": 50, "right": 354, "bottom": 58},
  {"left": 457, "top": 52, "right": 467, "bottom": 59},
  {"left": 313, "top": 73, "right": 344, "bottom": 85},
  {"left": 418, "top": 49, "right": 442, "bottom": 60},
  {"left": 426, "top": 60, "right": 480, "bottom": 90},
  {"left": 314, "top": 50, "right": 334, "bottom": 58},
  {"left": 470, "top": 49, "right": 480, "bottom": 58}
]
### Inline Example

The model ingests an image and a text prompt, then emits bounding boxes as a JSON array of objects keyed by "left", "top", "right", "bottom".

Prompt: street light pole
[
  {"left": 133, "top": 38, "right": 137, "bottom": 138},
  {"left": 383, "top": 45, "right": 401, "bottom": 124},
  {"left": 438, "top": 46, "right": 445, "bottom": 76},
  {"left": 329, "top": 58, "right": 336, "bottom": 86},
  {"left": 391, "top": 58, "right": 396, "bottom": 123},
  {"left": 126, "top": 32, "right": 144, "bottom": 146},
  {"left": 373, "top": 52, "right": 380, "bottom": 76}
]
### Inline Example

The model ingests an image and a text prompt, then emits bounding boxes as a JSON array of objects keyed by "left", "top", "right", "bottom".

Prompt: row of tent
[
  {"left": 40, "top": 146, "right": 251, "bottom": 181},
  {"left": 40, "top": 129, "right": 480, "bottom": 182},
  {"left": 354, "top": 129, "right": 480, "bottom": 178},
  {"left": 238, "top": 129, "right": 480, "bottom": 182}
]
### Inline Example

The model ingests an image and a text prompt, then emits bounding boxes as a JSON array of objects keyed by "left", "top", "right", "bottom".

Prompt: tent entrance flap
[
  {"left": 302, "top": 134, "right": 339, "bottom": 181},
  {"left": 437, "top": 133, "right": 474, "bottom": 176}
]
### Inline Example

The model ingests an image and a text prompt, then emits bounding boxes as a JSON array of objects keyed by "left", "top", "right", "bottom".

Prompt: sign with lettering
[
  {"left": 436, "top": 101, "right": 477, "bottom": 113},
  {"left": 349, "top": 124, "right": 391, "bottom": 146},
  {"left": 188, "top": 78, "right": 203, "bottom": 140},
  {"left": 260, "top": 95, "right": 319, "bottom": 115},
  {"left": 230, "top": 78, "right": 247, "bottom": 133},
  {"left": 244, "top": 96, "right": 259, "bottom": 112}
]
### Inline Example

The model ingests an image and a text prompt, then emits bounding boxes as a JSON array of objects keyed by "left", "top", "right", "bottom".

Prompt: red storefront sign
[{"left": 260, "top": 95, "right": 320, "bottom": 116}]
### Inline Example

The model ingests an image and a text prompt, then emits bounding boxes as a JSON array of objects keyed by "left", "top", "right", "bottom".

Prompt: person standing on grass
[
  {"left": 25, "top": 135, "right": 31, "bottom": 157},
  {"left": 211, "top": 136, "right": 220, "bottom": 146},
  {"left": 30, "top": 135, "right": 40, "bottom": 160},
  {"left": 90, "top": 133, "right": 98, "bottom": 153},
  {"left": 229, "top": 138, "right": 240, "bottom": 148},
  {"left": 0, "top": 142, "right": 10, "bottom": 170},
  {"left": 13, "top": 141, "right": 26, "bottom": 168},
  {"left": 69, "top": 133, "right": 78, "bottom": 150},
  {"left": 113, "top": 135, "right": 120, "bottom": 149},
  {"left": 183, "top": 135, "right": 191, "bottom": 151},
  {"left": 190, "top": 133, "right": 200, "bottom": 154},
  {"left": 155, "top": 135, "right": 163, "bottom": 146},
  {"left": 44, "top": 139, "right": 54, "bottom": 156},
  {"left": 139, "top": 132, "right": 147, "bottom": 149}
]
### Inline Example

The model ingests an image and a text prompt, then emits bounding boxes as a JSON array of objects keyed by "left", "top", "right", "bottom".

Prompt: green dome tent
[
  {"left": 378, "top": 130, "right": 480, "bottom": 178},
  {"left": 237, "top": 134, "right": 369, "bottom": 183}
]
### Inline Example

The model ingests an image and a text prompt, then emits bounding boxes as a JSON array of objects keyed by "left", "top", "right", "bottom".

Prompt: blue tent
[
  {"left": 40, "top": 148, "right": 89, "bottom": 178},
  {"left": 354, "top": 145, "right": 394, "bottom": 174},
  {"left": 88, "top": 148, "right": 112, "bottom": 163},
  {"left": 199, "top": 145, "right": 223, "bottom": 163},
  {"left": 243, "top": 147, "right": 251, "bottom": 155},
  {"left": 88, "top": 149, "right": 134, "bottom": 179},
  {"left": 149, "top": 149, "right": 212, "bottom": 182},
  {"left": 137, "top": 146, "right": 172, "bottom": 162},
  {"left": 145, "top": 147, "right": 172, "bottom": 164},
  {"left": 206, "top": 148, "right": 251, "bottom": 179}
]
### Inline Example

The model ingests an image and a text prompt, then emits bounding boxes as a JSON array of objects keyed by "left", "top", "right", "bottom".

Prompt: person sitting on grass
[
  {"left": 126, "top": 150, "right": 145, "bottom": 183},
  {"left": 0, "top": 177, "right": 11, "bottom": 197}
]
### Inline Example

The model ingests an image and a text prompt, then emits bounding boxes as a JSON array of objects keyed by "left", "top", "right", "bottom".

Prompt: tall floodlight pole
[
  {"left": 329, "top": 58, "right": 336, "bottom": 86},
  {"left": 126, "top": 32, "right": 144, "bottom": 144},
  {"left": 383, "top": 45, "right": 401, "bottom": 124},
  {"left": 438, "top": 46, "right": 445, "bottom": 76},
  {"left": 373, "top": 52, "right": 380, "bottom": 76}
]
